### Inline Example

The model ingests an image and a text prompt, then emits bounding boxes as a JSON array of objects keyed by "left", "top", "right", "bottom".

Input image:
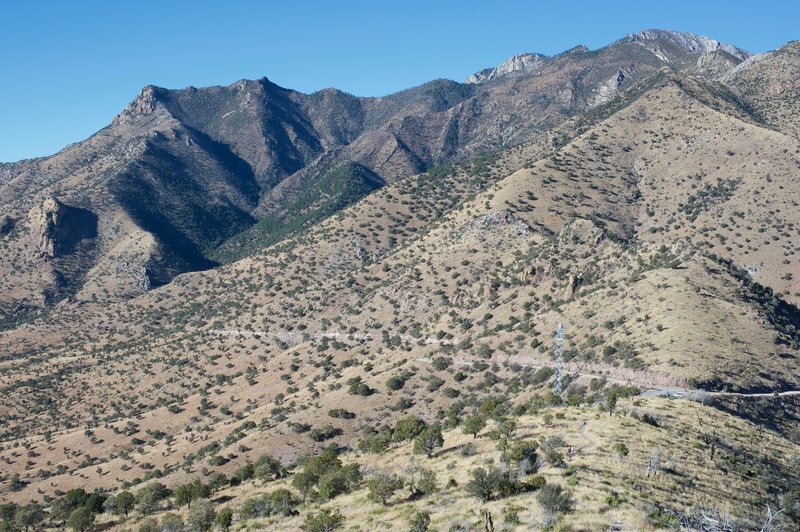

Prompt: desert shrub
[
  {"left": 386, "top": 375, "right": 406, "bottom": 391},
  {"left": 113, "top": 491, "right": 135, "bottom": 517},
  {"left": 431, "top": 357, "right": 453, "bottom": 370},
  {"left": 413, "top": 424, "right": 444, "bottom": 458},
  {"left": 541, "top": 435, "right": 566, "bottom": 466},
  {"left": 328, "top": 408, "right": 356, "bottom": 419},
  {"left": 460, "top": 443, "right": 477, "bottom": 457},
  {"left": 309, "top": 425, "right": 342, "bottom": 442},
  {"left": 214, "top": 508, "right": 233, "bottom": 531},
  {"left": 537, "top": 484, "right": 573, "bottom": 515},
  {"left": 442, "top": 387, "right": 460, "bottom": 398},
  {"left": 506, "top": 440, "right": 539, "bottom": 474},
  {"left": 605, "top": 491, "right": 625, "bottom": 508},
  {"left": 318, "top": 464, "right": 362, "bottom": 501},
  {"left": 231, "top": 462, "right": 255, "bottom": 484},
  {"left": 427, "top": 376, "right": 445, "bottom": 392},
  {"left": 304, "top": 508, "right": 345, "bottom": 532},
  {"left": 409, "top": 510, "right": 432, "bottom": 532},
  {"left": 254, "top": 453, "right": 287, "bottom": 481},
  {"left": 135, "top": 483, "right": 170, "bottom": 515},
  {"left": 136, "top": 517, "right": 158, "bottom": 532},
  {"left": 613, "top": 442, "right": 629, "bottom": 458},
  {"left": 358, "top": 431, "right": 391, "bottom": 454},
  {"left": 67, "top": 507, "right": 94, "bottom": 532},
  {"left": 415, "top": 467, "right": 438, "bottom": 498},
  {"left": 174, "top": 479, "right": 211, "bottom": 508},
  {"left": 393, "top": 416, "right": 427, "bottom": 441},
  {"left": 367, "top": 470, "right": 403, "bottom": 505},
  {"left": 465, "top": 467, "right": 499, "bottom": 502},
  {"left": 161, "top": 513, "right": 184, "bottom": 532},
  {"left": 187, "top": 499, "right": 215, "bottom": 532},
  {"left": 239, "top": 496, "right": 271, "bottom": 519},
  {"left": 522, "top": 475, "right": 546, "bottom": 491}
]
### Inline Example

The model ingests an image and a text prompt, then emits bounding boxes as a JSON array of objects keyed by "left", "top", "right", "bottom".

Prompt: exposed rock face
[
  {"left": 556, "top": 218, "right": 608, "bottom": 249},
  {"left": 621, "top": 29, "right": 750, "bottom": 62},
  {"left": 27, "top": 197, "right": 66, "bottom": 257},
  {"left": 351, "top": 239, "right": 379, "bottom": 263},
  {"left": 112, "top": 85, "right": 163, "bottom": 126},
  {"left": 722, "top": 40, "right": 800, "bottom": 138},
  {"left": 694, "top": 50, "right": 743, "bottom": 79},
  {"left": 451, "top": 210, "right": 533, "bottom": 242},
  {"left": 593, "top": 70, "right": 626, "bottom": 105},
  {"left": 115, "top": 254, "right": 152, "bottom": 291},
  {"left": 568, "top": 272, "right": 583, "bottom": 296},
  {"left": 519, "top": 261, "right": 555, "bottom": 285},
  {"left": 465, "top": 53, "right": 547, "bottom": 84},
  {"left": 26, "top": 197, "right": 97, "bottom": 258}
]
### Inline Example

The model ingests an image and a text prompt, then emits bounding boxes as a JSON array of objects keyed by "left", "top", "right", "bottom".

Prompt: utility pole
[{"left": 554, "top": 322, "right": 564, "bottom": 397}]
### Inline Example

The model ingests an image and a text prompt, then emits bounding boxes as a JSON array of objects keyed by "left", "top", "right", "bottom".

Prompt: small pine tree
[
  {"left": 462, "top": 414, "right": 486, "bottom": 439},
  {"left": 413, "top": 424, "right": 444, "bottom": 458},
  {"left": 66, "top": 508, "right": 94, "bottom": 532},
  {"left": 465, "top": 467, "right": 498, "bottom": 502},
  {"left": 115, "top": 491, "right": 135, "bottom": 517}
]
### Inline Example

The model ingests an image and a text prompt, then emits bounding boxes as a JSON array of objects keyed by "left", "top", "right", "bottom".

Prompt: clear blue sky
[{"left": 1, "top": 0, "right": 797, "bottom": 162}]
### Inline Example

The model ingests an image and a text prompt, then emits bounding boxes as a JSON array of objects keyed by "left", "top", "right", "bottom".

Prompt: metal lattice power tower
[{"left": 553, "top": 323, "right": 564, "bottom": 396}]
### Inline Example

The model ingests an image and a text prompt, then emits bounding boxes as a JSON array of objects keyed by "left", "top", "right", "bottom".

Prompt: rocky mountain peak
[
  {"left": 620, "top": 29, "right": 751, "bottom": 61},
  {"left": 561, "top": 45, "right": 589, "bottom": 55},
  {"left": 781, "top": 40, "right": 800, "bottom": 53},
  {"left": 112, "top": 84, "right": 167, "bottom": 126},
  {"left": 465, "top": 52, "right": 547, "bottom": 84}
]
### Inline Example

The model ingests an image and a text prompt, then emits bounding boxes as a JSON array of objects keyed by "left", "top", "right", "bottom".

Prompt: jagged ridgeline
[
  {"left": 1, "top": 29, "right": 800, "bottom": 532},
  {"left": 0, "top": 29, "right": 775, "bottom": 323}
]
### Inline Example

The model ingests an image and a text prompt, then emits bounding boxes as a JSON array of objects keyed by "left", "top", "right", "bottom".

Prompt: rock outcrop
[
  {"left": 620, "top": 29, "right": 750, "bottom": 62},
  {"left": 26, "top": 197, "right": 97, "bottom": 259},
  {"left": 450, "top": 210, "right": 533, "bottom": 243},
  {"left": 112, "top": 85, "right": 164, "bottom": 126},
  {"left": 466, "top": 53, "right": 546, "bottom": 84}
]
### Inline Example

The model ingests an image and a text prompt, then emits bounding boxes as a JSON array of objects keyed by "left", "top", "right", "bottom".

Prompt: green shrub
[
  {"left": 409, "top": 510, "right": 431, "bottom": 532},
  {"left": 413, "top": 424, "right": 444, "bottom": 458},
  {"left": 393, "top": 416, "right": 427, "bottom": 441},
  {"left": 536, "top": 484, "right": 573, "bottom": 515},
  {"left": 304, "top": 508, "right": 345, "bottom": 532}
]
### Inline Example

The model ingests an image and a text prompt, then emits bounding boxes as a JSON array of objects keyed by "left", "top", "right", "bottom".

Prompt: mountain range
[{"left": 1, "top": 29, "right": 799, "bottom": 531}]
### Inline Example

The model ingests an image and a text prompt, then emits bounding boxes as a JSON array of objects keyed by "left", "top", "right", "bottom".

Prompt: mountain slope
[
  {"left": 722, "top": 40, "right": 800, "bottom": 138},
  {"left": 3, "top": 31, "right": 800, "bottom": 532},
  {"left": 0, "top": 30, "right": 756, "bottom": 324},
  {"left": 2, "top": 66, "right": 799, "bottom": 512}
]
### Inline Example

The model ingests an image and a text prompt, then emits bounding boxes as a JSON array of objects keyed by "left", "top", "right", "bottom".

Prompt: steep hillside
[{"left": 723, "top": 40, "right": 800, "bottom": 138}]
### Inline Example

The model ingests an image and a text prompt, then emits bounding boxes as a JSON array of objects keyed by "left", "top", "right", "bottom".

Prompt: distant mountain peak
[
  {"left": 465, "top": 52, "right": 547, "bottom": 84},
  {"left": 620, "top": 29, "right": 751, "bottom": 61},
  {"left": 560, "top": 45, "right": 589, "bottom": 55},
  {"left": 112, "top": 84, "right": 168, "bottom": 126}
]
